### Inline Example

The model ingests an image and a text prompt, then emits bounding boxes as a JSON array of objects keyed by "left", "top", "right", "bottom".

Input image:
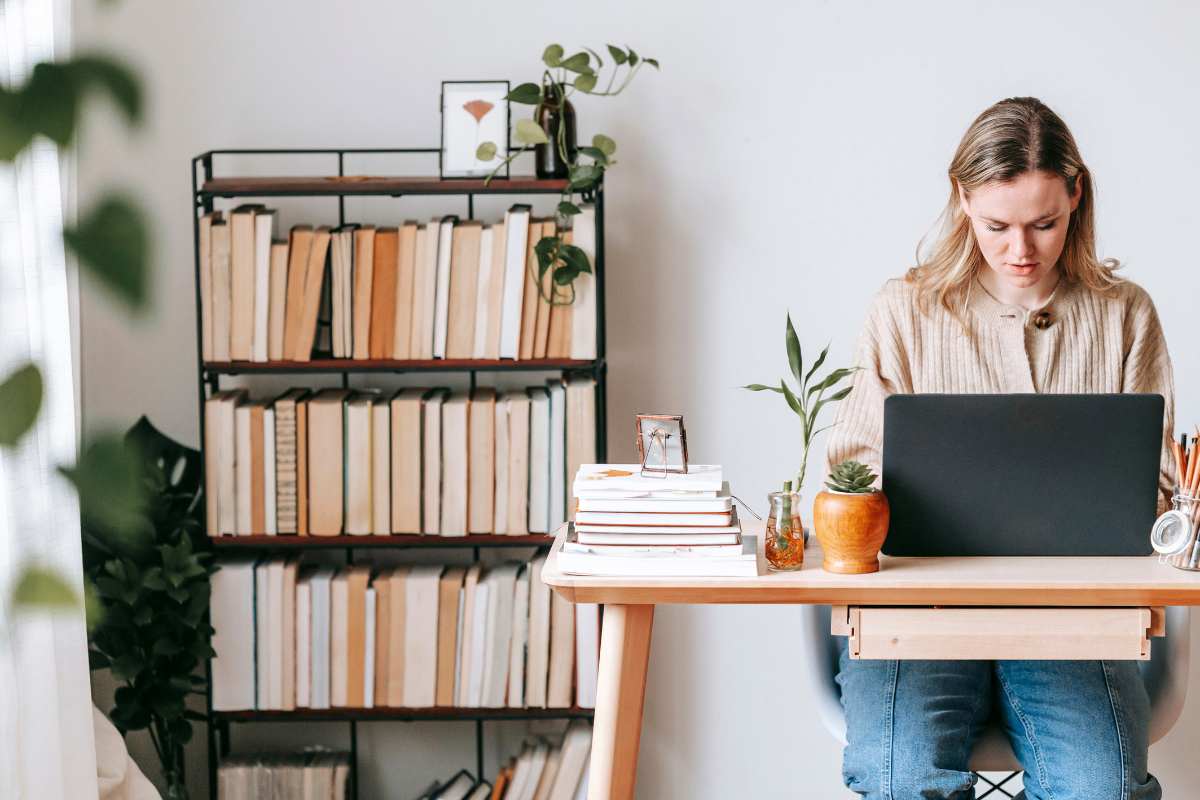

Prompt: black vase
[{"left": 535, "top": 84, "right": 578, "bottom": 179}]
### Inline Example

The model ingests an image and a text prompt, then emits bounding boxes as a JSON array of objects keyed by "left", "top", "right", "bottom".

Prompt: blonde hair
[{"left": 907, "top": 96, "right": 1122, "bottom": 314}]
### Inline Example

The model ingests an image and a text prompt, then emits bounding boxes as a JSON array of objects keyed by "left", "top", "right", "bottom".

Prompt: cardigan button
[{"left": 1033, "top": 310, "right": 1053, "bottom": 330}]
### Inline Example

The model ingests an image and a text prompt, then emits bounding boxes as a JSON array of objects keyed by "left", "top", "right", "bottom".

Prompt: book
[
  {"left": 568, "top": 204, "right": 598, "bottom": 360},
  {"left": 263, "top": 406, "right": 277, "bottom": 535},
  {"left": 531, "top": 746, "right": 563, "bottom": 800},
  {"left": 273, "top": 389, "right": 307, "bottom": 534},
  {"left": 344, "top": 394, "right": 374, "bottom": 535},
  {"left": 481, "top": 221, "right": 507, "bottom": 358},
  {"left": 345, "top": 566, "right": 370, "bottom": 707},
  {"left": 564, "top": 376, "right": 596, "bottom": 522},
  {"left": 498, "top": 205, "right": 531, "bottom": 359},
  {"left": 575, "top": 531, "right": 741, "bottom": 546},
  {"left": 480, "top": 562, "right": 518, "bottom": 708},
  {"left": 404, "top": 564, "right": 443, "bottom": 707},
  {"left": 308, "top": 389, "right": 351, "bottom": 535},
  {"left": 229, "top": 205, "right": 259, "bottom": 361},
  {"left": 507, "top": 392, "right": 531, "bottom": 535},
  {"left": 574, "top": 517, "right": 741, "bottom": 535},
  {"left": 267, "top": 560, "right": 285, "bottom": 708},
  {"left": 525, "top": 554, "right": 551, "bottom": 707},
  {"left": 576, "top": 490, "right": 732, "bottom": 513},
  {"left": 309, "top": 567, "right": 335, "bottom": 709},
  {"left": 211, "top": 558, "right": 255, "bottom": 710},
  {"left": 198, "top": 211, "right": 221, "bottom": 361},
  {"left": 574, "top": 510, "right": 733, "bottom": 527},
  {"left": 371, "top": 397, "right": 390, "bottom": 535},
  {"left": 330, "top": 227, "right": 349, "bottom": 358},
  {"left": 296, "top": 573, "right": 311, "bottom": 708},
  {"left": 252, "top": 209, "right": 277, "bottom": 362},
  {"left": 558, "top": 529, "right": 760, "bottom": 577},
  {"left": 532, "top": 221, "right": 557, "bottom": 359},
  {"left": 456, "top": 564, "right": 483, "bottom": 706},
  {"left": 436, "top": 566, "right": 467, "bottom": 706},
  {"left": 393, "top": 222, "right": 418, "bottom": 358},
  {"left": 209, "top": 219, "right": 232, "bottom": 362},
  {"left": 282, "top": 226, "right": 314, "bottom": 361},
  {"left": 297, "top": 396, "right": 310, "bottom": 536},
  {"left": 527, "top": 388, "right": 551, "bottom": 533},
  {"left": 234, "top": 401, "right": 252, "bottom": 534},
  {"left": 249, "top": 402, "right": 266, "bottom": 534},
  {"left": 572, "top": 463, "right": 725, "bottom": 494},
  {"left": 446, "top": 221, "right": 482, "bottom": 358},
  {"left": 330, "top": 570, "right": 349, "bottom": 707},
  {"left": 472, "top": 225, "right": 495, "bottom": 359},
  {"left": 468, "top": 388, "right": 496, "bottom": 533},
  {"left": 255, "top": 560, "right": 270, "bottom": 708},
  {"left": 547, "top": 380, "right": 567, "bottom": 531},
  {"left": 390, "top": 388, "right": 426, "bottom": 533},
  {"left": 574, "top": 602, "right": 599, "bottom": 709},
  {"left": 432, "top": 217, "right": 457, "bottom": 359},
  {"left": 351, "top": 226, "right": 376, "bottom": 360},
  {"left": 465, "top": 580, "right": 489, "bottom": 707},
  {"left": 370, "top": 227, "right": 399, "bottom": 359},
  {"left": 410, "top": 222, "right": 439, "bottom": 360},
  {"left": 547, "top": 721, "right": 592, "bottom": 800},
  {"left": 518, "top": 220, "right": 543, "bottom": 360},
  {"left": 507, "top": 564, "right": 530, "bottom": 708},
  {"left": 386, "top": 566, "right": 411, "bottom": 707},
  {"left": 563, "top": 540, "right": 747, "bottom": 557},
  {"left": 294, "top": 227, "right": 333, "bottom": 361},
  {"left": 364, "top": 586, "right": 376, "bottom": 708},
  {"left": 371, "top": 570, "right": 391, "bottom": 706},
  {"left": 422, "top": 388, "right": 449, "bottom": 534},
  {"left": 493, "top": 394, "right": 510, "bottom": 535},
  {"left": 545, "top": 229, "right": 573, "bottom": 358},
  {"left": 440, "top": 393, "right": 469, "bottom": 536},
  {"left": 546, "top": 589, "right": 574, "bottom": 708},
  {"left": 204, "top": 390, "right": 241, "bottom": 536}
]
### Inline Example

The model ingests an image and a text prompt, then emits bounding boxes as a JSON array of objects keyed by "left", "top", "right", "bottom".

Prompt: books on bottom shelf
[
  {"left": 210, "top": 556, "right": 599, "bottom": 712},
  {"left": 557, "top": 464, "right": 760, "bottom": 577},
  {"left": 203, "top": 375, "right": 595, "bottom": 538},
  {"left": 217, "top": 750, "right": 349, "bottom": 800},
  {"left": 422, "top": 720, "right": 592, "bottom": 800}
]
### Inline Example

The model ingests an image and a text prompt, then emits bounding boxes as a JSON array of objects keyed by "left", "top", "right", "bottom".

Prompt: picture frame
[
  {"left": 439, "top": 80, "right": 511, "bottom": 179},
  {"left": 635, "top": 414, "right": 689, "bottom": 475}
]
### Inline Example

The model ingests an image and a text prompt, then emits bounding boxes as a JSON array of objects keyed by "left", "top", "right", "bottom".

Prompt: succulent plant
[{"left": 825, "top": 460, "right": 877, "bottom": 494}]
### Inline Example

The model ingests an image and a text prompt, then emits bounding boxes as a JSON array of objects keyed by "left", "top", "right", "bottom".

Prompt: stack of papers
[{"left": 557, "top": 465, "right": 758, "bottom": 577}]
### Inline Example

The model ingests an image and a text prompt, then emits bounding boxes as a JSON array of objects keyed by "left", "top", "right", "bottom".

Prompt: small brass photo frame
[{"left": 635, "top": 414, "right": 689, "bottom": 476}]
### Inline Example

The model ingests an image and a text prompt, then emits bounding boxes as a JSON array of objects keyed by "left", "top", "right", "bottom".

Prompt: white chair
[{"left": 801, "top": 604, "right": 1190, "bottom": 781}]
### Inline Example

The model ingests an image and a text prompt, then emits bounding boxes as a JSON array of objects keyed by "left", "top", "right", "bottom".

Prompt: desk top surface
[{"left": 542, "top": 521, "right": 1200, "bottom": 606}]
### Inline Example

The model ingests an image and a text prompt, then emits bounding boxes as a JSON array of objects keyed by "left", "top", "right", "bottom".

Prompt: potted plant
[
  {"left": 745, "top": 314, "right": 858, "bottom": 569},
  {"left": 813, "top": 460, "right": 890, "bottom": 574}
]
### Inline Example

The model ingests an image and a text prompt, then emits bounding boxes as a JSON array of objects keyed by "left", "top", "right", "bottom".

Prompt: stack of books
[
  {"left": 198, "top": 205, "right": 598, "bottom": 364},
  {"left": 210, "top": 556, "right": 599, "bottom": 712},
  {"left": 216, "top": 751, "right": 349, "bottom": 799},
  {"left": 557, "top": 465, "right": 758, "bottom": 577}
]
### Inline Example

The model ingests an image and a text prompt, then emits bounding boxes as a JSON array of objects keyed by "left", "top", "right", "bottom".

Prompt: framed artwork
[
  {"left": 440, "top": 80, "right": 510, "bottom": 179},
  {"left": 635, "top": 414, "right": 689, "bottom": 475}
]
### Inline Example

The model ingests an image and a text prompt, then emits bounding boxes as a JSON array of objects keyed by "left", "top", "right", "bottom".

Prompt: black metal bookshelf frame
[{"left": 190, "top": 148, "right": 606, "bottom": 800}]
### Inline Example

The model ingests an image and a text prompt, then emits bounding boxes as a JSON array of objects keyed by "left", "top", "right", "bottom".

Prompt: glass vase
[
  {"left": 535, "top": 82, "right": 577, "bottom": 179},
  {"left": 765, "top": 490, "right": 805, "bottom": 571}
]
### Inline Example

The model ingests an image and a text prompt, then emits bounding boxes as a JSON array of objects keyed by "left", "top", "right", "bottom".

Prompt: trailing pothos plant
[
  {"left": 476, "top": 43, "right": 659, "bottom": 306},
  {"left": 743, "top": 314, "right": 860, "bottom": 494},
  {"left": 84, "top": 417, "right": 215, "bottom": 800}
]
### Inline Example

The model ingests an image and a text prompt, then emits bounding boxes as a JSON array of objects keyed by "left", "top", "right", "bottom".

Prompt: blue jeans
[{"left": 836, "top": 639, "right": 1161, "bottom": 799}]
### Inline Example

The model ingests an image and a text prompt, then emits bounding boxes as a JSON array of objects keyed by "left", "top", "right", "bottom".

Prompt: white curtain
[{"left": 0, "top": 0, "right": 99, "bottom": 797}]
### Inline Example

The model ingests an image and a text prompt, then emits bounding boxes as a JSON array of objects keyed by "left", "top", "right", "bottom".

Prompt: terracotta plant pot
[{"left": 812, "top": 490, "right": 890, "bottom": 574}]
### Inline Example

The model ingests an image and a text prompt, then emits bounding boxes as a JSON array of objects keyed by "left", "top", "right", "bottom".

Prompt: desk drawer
[{"left": 831, "top": 606, "right": 1165, "bottom": 660}]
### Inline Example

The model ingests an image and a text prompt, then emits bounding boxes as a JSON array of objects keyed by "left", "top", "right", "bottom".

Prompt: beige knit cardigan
[{"left": 824, "top": 274, "right": 1176, "bottom": 514}]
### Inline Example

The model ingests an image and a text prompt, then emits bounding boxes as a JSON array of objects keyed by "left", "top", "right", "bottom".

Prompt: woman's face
[{"left": 958, "top": 170, "right": 1082, "bottom": 292}]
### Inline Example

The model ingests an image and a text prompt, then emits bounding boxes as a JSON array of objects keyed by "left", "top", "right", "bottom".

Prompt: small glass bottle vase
[{"left": 765, "top": 490, "right": 805, "bottom": 571}]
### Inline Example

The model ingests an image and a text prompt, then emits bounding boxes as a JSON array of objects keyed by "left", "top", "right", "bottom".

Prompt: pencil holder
[{"left": 1150, "top": 488, "right": 1200, "bottom": 570}]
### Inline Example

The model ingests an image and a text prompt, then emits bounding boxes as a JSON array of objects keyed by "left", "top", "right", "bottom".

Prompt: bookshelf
[{"left": 191, "top": 148, "right": 607, "bottom": 800}]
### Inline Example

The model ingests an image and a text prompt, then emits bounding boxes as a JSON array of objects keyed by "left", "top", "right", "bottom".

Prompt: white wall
[{"left": 75, "top": 1, "right": 1200, "bottom": 797}]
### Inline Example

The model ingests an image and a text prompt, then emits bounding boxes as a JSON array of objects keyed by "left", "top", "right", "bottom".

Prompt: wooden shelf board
[
  {"left": 210, "top": 534, "right": 555, "bottom": 549},
  {"left": 199, "top": 175, "right": 574, "bottom": 197},
  {"left": 212, "top": 707, "right": 595, "bottom": 722},
  {"left": 203, "top": 357, "right": 600, "bottom": 375}
]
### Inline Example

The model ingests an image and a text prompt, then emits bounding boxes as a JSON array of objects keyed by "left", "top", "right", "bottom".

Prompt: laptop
[{"left": 881, "top": 394, "right": 1163, "bottom": 557}]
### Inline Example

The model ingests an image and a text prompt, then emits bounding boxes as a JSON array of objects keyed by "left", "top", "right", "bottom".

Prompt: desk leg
[{"left": 589, "top": 603, "right": 655, "bottom": 800}]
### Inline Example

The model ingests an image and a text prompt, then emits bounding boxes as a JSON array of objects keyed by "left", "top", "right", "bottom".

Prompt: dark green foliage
[
  {"left": 825, "top": 460, "right": 877, "bottom": 494},
  {"left": 84, "top": 417, "right": 214, "bottom": 799}
]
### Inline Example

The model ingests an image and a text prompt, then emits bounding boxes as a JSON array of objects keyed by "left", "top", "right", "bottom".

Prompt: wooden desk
[{"left": 541, "top": 521, "right": 1200, "bottom": 800}]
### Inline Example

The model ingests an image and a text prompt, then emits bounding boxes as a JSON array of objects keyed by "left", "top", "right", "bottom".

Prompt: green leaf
[
  {"left": 475, "top": 141, "right": 497, "bottom": 162},
  {"left": 807, "top": 385, "right": 854, "bottom": 436},
  {"left": 60, "top": 432, "right": 149, "bottom": 537},
  {"left": 505, "top": 82, "right": 542, "bottom": 105},
  {"left": 574, "top": 73, "right": 597, "bottom": 93},
  {"left": 806, "top": 367, "right": 858, "bottom": 400},
  {"left": 785, "top": 314, "right": 803, "bottom": 386},
  {"left": 578, "top": 145, "right": 608, "bottom": 165},
  {"left": 780, "top": 379, "right": 803, "bottom": 417},
  {"left": 0, "top": 363, "right": 43, "bottom": 447},
  {"left": 607, "top": 45, "right": 628, "bottom": 65},
  {"left": 742, "top": 383, "right": 783, "bottom": 393},
  {"left": 568, "top": 163, "right": 602, "bottom": 189},
  {"left": 557, "top": 201, "right": 582, "bottom": 216},
  {"left": 514, "top": 118, "right": 549, "bottom": 146},
  {"left": 559, "top": 243, "right": 592, "bottom": 276},
  {"left": 559, "top": 52, "right": 593, "bottom": 74},
  {"left": 626, "top": 47, "right": 640, "bottom": 66},
  {"left": 645, "top": 58, "right": 661, "bottom": 69},
  {"left": 542, "top": 44, "right": 565, "bottom": 67},
  {"left": 63, "top": 193, "right": 149, "bottom": 310},
  {"left": 534, "top": 235, "right": 559, "bottom": 281},
  {"left": 583, "top": 47, "right": 605, "bottom": 68},
  {"left": 804, "top": 343, "right": 831, "bottom": 387},
  {"left": 68, "top": 55, "right": 142, "bottom": 126},
  {"left": 592, "top": 134, "right": 617, "bottom": 156},
  {"left": 12, "top": 565, "right": 79, "bottom": 610}
]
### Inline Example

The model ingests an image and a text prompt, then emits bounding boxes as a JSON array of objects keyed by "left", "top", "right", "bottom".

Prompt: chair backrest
[{"left": 801, "top": 604, "right": 1190, "bottom": 756}]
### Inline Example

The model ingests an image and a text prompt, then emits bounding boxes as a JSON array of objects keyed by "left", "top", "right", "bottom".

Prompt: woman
[{"left": 825, "top": 97, "right": 1174, "bottom": 799}]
